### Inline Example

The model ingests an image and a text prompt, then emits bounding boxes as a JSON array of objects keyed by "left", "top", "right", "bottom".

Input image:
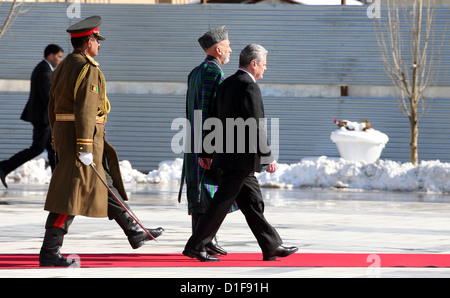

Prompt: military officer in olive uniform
[{"left": 39, "top": 16, "right": 164, "bottom": 267}]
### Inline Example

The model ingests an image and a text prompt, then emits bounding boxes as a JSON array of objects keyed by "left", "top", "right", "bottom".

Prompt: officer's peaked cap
[{"left": 67, "top": 15, "right": 105, "bottom": 41}]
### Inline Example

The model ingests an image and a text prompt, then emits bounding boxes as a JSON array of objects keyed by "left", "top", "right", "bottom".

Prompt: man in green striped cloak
[{"left": 178, "top": 26, "right": 235, "bottom": 256}]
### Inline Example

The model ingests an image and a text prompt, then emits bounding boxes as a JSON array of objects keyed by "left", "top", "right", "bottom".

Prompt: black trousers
[
  {"left": 185, "top": 168, "right": 282, "bottom": 254},
  {"left": 44, "top": 155, "right": 129, "bottom": 232},
  {"left": 0, "top": 122, "right": 55, "bottom": 174}
]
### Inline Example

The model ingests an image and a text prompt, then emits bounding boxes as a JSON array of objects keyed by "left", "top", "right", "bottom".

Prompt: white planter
[{"left": 330, "top": 128, "right": 389, "bottom": 163}]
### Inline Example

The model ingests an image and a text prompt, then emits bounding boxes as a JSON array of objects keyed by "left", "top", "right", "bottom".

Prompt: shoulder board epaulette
[{"left": 85, "top": 55, "right": 100, "bottom": 67}]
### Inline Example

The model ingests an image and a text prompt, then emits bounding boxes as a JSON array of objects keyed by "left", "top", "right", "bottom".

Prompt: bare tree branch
[
  {"left": 0, "top": 0, "right": 25, "bottom": 39},
  {"left": 375, "top": 0, "right": 444, "bottom": 165}
]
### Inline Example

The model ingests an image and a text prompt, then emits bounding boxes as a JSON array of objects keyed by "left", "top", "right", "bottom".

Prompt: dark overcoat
[{"left": 209, "top": 70, "right": 274, "bottom": 172}]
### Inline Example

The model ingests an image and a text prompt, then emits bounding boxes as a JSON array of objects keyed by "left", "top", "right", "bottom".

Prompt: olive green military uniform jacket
[{"left": 44, "top": 51, "right": 128, "bottom": 217}]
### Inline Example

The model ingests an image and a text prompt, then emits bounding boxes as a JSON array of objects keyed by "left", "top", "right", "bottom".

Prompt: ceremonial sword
[{"left": 90, "top": 163, "right": 157, "bottom": 242}]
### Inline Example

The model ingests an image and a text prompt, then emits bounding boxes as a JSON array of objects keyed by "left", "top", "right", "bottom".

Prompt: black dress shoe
[
  {"left": 205, "top": 237, "right": 227, "bottom": 256},
  {"left": 263, "top": 245, "right": 299, "bottom": 261},
  {"left": 183, "top": 247, "right": 220, "bottom": 262},
  {"left": 0, "top": 167, "right": 7, "bottom": 188}
]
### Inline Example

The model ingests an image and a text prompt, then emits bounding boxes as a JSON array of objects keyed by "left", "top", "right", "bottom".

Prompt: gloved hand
[{"left": 79, "top": 152, "right": 94, "bottom": 166}]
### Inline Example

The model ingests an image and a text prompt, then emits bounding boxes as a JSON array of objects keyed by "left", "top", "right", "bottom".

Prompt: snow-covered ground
[{"left": 5, "top": 154, "right": 450, "bottom": 194}]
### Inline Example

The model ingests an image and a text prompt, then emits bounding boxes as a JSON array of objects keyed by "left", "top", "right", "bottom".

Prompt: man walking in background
[{"left": 0, "top": 44, "right": 63, "bottom": 188}]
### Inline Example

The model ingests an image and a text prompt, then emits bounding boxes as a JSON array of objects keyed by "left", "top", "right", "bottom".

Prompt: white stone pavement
[{"left": 1, "top": 183, "right": 450, "bottom": 279}]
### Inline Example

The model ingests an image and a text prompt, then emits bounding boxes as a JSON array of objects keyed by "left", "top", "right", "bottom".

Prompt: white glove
[{"left": 79, "top": 152, "right": 94, "bottom": 166}]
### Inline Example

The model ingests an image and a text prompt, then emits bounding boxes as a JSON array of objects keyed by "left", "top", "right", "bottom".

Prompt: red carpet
[{"left": 1, "top": 253, "right": 450, "bottom": 269}]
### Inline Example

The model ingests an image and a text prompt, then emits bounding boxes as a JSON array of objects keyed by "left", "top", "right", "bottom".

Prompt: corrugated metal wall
[
  {"left": 2, "top": 3, "right": 449, "bottom": 84},
  {"left": 0, "top": 3, "right": 449, "bottom": 172}
]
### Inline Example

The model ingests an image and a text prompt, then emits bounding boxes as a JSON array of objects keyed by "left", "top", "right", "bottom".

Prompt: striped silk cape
[{"left": 178, "top": 56, "right": 239, "bottom": 214}]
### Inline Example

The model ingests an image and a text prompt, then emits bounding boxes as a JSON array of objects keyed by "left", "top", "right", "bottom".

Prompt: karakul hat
[{"left": 198, "top": 26, "right": 228, "bottom": 50}]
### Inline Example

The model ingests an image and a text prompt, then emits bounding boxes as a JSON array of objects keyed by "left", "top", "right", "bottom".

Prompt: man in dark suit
[
  {"left": 183, "top": 44, "right": 298, "bottom": 262},
  {"left": 0, "top": 44, "right": 63, "bottom": 188}
]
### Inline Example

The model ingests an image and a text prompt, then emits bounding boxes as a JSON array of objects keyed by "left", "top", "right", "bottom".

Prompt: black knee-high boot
[
  {"left": 192, "top": 213, "right": 227, "bottom": 256},
  {"left": 39, "top": 227, "right": 79, "bottom": 267},
  {"left": 115, "top": 211, "right": 164, "bottom": 249}
]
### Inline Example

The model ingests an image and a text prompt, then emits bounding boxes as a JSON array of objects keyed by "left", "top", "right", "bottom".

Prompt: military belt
[{"left": 55, "top": 114, "right": 107, "bottom": 125}]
